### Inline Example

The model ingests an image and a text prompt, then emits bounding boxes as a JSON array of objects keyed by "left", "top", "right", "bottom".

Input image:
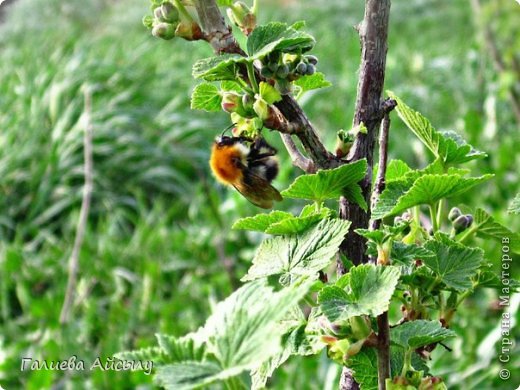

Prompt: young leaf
[
  {"left": 508, "top": 193, "right": 520, "bottom": 214},
  {"left": 390, "top": 320, "right": 456, "bottom": 349},
  {"left": 265, "top": 208, "right": 331, "bottom": 235},
  {"left": 385, "top": 159, "right": 412, "bottom": 182},
  {"left": 259, "top": 81, "right": 282, "bottom": 104},
  {"left": 372, "top": 173, "right": 493, "bottom": 219},
  {"left": 242, "top": 218, "right": 351, "bottom": 282},
  {"left": 293, "top": 72, "right": 332, "bottom": 95},
  {"left": 391, "top": 241, "right": 436, "bottom": 266},
  {"left": 423, "top": 234, "right": 484, "bottom": 291},
  {"left": 192, "top": 54, "right": 245, "bottom": 81},
  {"left": 220, "top": 80, "right": 243, "bottom": 92},
  {"left": 190, "top": 83, "right": 222, "bottom": 112},
  {"left": 388, "top": 92, "right": 487, "bottom": 165},
  {"left": 281, "top": 159, "right": 367, "bottom": 208},
  {"left": 246, "top": 22, "right": 315, "bottom": 59},
  {"left": 472, "top": 208, "right": 520, "bottom": 253},
  {"left": 232, "top": 210, "right": 293, "bottom": 232},
  {"left": 318, "top": 264, "right": 400, "bottom": 322}
]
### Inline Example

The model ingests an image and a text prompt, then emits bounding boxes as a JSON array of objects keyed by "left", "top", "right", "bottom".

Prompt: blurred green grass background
[{"left": 0, "top": 0, "right": 518, "bottom": 388}]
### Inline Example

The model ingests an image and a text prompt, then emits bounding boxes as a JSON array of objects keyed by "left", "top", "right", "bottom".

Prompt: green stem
[
  {"left": 251, "top": 0, "right": 258, "bottom": 15},
  {"left": 429, "top": 203, "right": 439, "bottom": 233},
  {"left": 174, "top": 0, "right": 195, "bottom": 22},
  {"left": 438, "top": 292, "right": 445, "bottom": 318},
  {"left": 400, "top": 348, "right": 413, "bottom": 377},
  {"left": 436, "top": 199, "right": 444, "bottom": 231},
  {"left": 246, "top": 61, "right": 259, "bottom": 93},
  {"left": 236, "top": 78, "right": 254, "bottom": 94},
  {"left": 454, "top": 289, "right": 472, "bottom": 308},
  {"left": 458, "top": 224, "right": 478, "bottom": 244}
]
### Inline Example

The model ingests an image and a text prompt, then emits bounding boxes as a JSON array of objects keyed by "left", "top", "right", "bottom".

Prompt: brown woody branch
[{"left": 339, "top": 1, "right": 392, "bottom": 389}]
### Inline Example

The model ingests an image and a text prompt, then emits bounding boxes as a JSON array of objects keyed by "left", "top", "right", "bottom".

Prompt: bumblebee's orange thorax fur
[{"left": 210, "top": 143, "right": 247, "bottom": 185}]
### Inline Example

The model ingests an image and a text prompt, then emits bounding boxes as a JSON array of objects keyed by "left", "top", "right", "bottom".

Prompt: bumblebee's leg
[{"left": 250, "top": 138, "right": 277, "bottom": 159}]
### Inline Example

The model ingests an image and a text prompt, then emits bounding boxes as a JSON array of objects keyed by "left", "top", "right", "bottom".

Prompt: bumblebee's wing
[{"left": 233, "top": 175, "right": 283, "bottom": 209}]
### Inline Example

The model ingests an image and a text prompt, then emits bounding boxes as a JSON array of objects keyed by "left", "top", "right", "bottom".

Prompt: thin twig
[
  {"left": 369, "top": 101, "right": 395, "bottom": 390},
  {"left": 369, "top": 100, "right": 396, "bottom": 236},
  {"left": 280, "top": 134, "right": 316, "bottom": 173},
  {"left": 60, "top": 87, "right": 94, "bottom": 324}
]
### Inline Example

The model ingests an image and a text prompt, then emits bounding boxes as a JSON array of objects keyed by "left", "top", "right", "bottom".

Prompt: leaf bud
[
  {"left": 228, "top": 1, "right": 256, "bottom": 35},
  {"left": 295, "top": 61, "right": 307, "bottom": 75},
  {"left": 260, "top": 65, "right": 274, "bottom": 78},
  {"left": 306, "top": 54, "right": 319, "bottom": 65},
  {"left": 453, "top": 215, "right": 470, "bottom": 232},
  {"left": 160, "top": 2, "right": 179, "bottom": 23},
  {"left": 175, "top": 21, "right": 203, "bottom": 41},
  {"left": 276, "top": 64, "right": 290, "bottom": 78},
  {"left": 154, "top": 6, "right": 165, "bottom": 21},
  {"left": 305, "top": 63, "right": 316, "bottom": 75},
  {"left": 142, "top": 15, "right": 154, "bottom": 29},
  {"left": 253, "top": 97, "right": 269, "bottom": 120},
  {"left": 267, "top": 61, "right": 279, "bottom": 73},
  {"left": 241, "top": 93, "right": 254, "bottom": 110},
  {"left": 221, "top": 92, "right": 242, "bottom": 113},
  {"left": 152, "top": 22, "right": 176, "bottom": 40},
  {"left": 448, "top": 207, "right": 462, "bottom": 222}
]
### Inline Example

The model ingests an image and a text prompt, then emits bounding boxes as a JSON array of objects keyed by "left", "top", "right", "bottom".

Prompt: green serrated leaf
[
  {"left": 265, "top": 208, "right": 331, "bottom": 235},
  {"left": 293, "top": 72, "right": 332, "bottom": 96},
  {"left": 347, "top": 348, "right": 378, "bottom": 390},
  {"left": 390, "top": 320, "right": 456, "bottom": 349},
  {"left": 391, "top": 242, "right": 436, "bottom": 266},
  {"left": 156, "top": 332, "right": 207, "bottom": 362},
  {"left": 246, "top": 22, "right": 315, "bottom": 59},
  {"left": 348, "top": 347, "right": 429, "bottom": 390},
  {"left": 318, "top": 264, "right": 400, "bottom": 322},
  {"left": 386, "top": 160, "right": 413, "bottom": 182},
  {"left": 115, "top": 346, "right": 168, "bottom": 365},
  {"left": 508, "top": 193, "right": 520, "bottom": 214},
  {"left": 190, "top": 83, "right": 222, "bottom": 112},
  {"left": 281, "top": 160, "right": 367, "bottom": 206},
  {"left": 154, "top": 361, "right": 225, "bottom": 390},
  {"left": 372, "top": 173, "right": 493, "bottom": 219},
  {"left": 221, "top": 80, "right": 243, "bottom": 92},
  {"left": 388, "top": 92, "right": 487, "bottom": 165},
  {"left": 192, "top": 55, "right": 245, "bottom": 81},
  {"left": 251, "top": 306, "right": 323, "bottom": 389},
  {"left": 472, "top": 208, "right": 520, "bottom": 253},
  {"left": 423, "top": 234, "right": 484, "bottom": 291},
  {"left": 259, "top": 81, "right": 282, "bottom": 104},
  {"left": 205, "top": 280, "right": 311, "bottom": 371},
  {"left": 242, "top": 219, "right": 351, "bottom": 282},
  {"left": 232, "top": 211, "right": 293, "bottom": 232}
]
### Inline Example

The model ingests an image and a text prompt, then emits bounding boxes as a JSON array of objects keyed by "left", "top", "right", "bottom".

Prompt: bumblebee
[{"left": 210, "top": 135, "right": 282, "bottom": 209}]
